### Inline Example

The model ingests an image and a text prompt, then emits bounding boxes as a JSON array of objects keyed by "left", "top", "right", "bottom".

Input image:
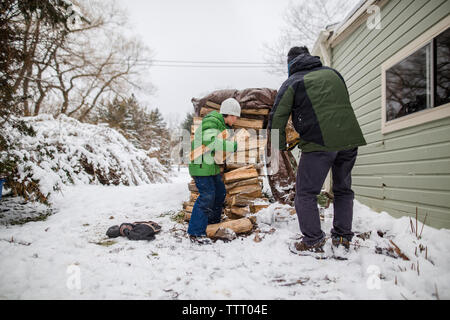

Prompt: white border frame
[{"left": 381, "top": 15, "right": 450, "bottom": 134}]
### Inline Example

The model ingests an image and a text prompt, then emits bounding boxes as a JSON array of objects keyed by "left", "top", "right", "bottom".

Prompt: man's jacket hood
[{"left": 288, "top": 53, "right": 323, "bottom": 76}]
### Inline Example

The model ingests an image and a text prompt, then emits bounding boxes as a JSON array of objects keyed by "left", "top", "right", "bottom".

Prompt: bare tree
[
  {"left": 3, "top": 0, "right": 154, "bottom": 121},
  {"left": 263, "top": 0, "right": 360, "bottom": 75},
  {"left": 47, "top": 0, "right": 155, "bottom": 121}
]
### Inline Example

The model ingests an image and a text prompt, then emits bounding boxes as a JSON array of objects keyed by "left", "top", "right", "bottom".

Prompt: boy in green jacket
[{"left": 188, "top": 98, "right": 240, "bottom": 244}]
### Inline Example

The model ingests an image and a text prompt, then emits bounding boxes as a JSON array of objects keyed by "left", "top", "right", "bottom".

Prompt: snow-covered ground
[{"left": 0, "top": 167, "right": 449, "bottom": 300}]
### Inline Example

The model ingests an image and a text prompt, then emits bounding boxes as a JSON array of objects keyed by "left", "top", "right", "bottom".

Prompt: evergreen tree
[
  {"left": 97, "top": 97, "right": 172, "bottom": 172},
  {"left": 181, "top": 112, "right": 195, "bottom": 132},
  {"left": 1, "top": 0, "right": 80, "bottom": 178},
  {"left": 145, "top": 108, "right": 171, "bottom": 170}
]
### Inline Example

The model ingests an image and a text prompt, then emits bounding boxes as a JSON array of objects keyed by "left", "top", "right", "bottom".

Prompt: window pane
[
  {"left": 436, "top": 27, "right": 450, "bottom": 107},
  {"left": 386, "top": 43, "right": 432, "bottom": 121}
]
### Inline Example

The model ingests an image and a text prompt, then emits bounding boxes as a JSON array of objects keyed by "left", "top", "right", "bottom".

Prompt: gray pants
[{"left": 295, "top": 148, "right": 358, "bottom": 246}]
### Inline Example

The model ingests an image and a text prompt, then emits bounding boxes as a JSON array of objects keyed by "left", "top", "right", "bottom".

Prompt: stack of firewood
[
  {"left": 182, "top": 88, "right": 300, "bottom": 239},
  {"left": 182, "top": 100, "right": 272, "bottom": 238},
  {"left": 183, "top": 126, "right": 270, "bottom": 222}
]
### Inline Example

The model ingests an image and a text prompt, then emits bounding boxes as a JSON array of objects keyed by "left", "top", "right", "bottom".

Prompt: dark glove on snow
[
  {"left": 106, "top": 225, "right": 120, "bottom": 238},
  {"left": 126, "top": 224, "right": 156, "bottom": 241}
]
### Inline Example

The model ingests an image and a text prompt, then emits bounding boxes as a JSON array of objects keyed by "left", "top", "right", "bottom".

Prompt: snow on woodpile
[{"left": 1, "top": 114, "right": 168, "bottom": 203}]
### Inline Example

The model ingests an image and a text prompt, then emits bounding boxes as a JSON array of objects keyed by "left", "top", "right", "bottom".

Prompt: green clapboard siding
[{"left": 330, "top": 0, "right": 450, "bottom": 229}]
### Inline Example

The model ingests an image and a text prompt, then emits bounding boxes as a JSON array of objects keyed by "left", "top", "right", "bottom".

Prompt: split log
[
  {"left": 225, "top": 207, "right": 248, "bottom": 220},
  {"left": 224, "top": 167, "right": 259, "bottom": 183},
  {"left": 234, "top": 118, "right": 264, "bottom": 130},
  {"left": 213, "top": 227, "right": 237, "bottom": 241},
  {"left": 182, "top": 201, "right": 196, "bottom": 209},
  {"left": 231, "top": 206, "right": 250, "bottom": 217},
  {"left": 242, "top": 188, "right": 263, "bottom": 198},
  {"left": 205, "top": 101, "right": 221, "bottom": 110},
  {"left": 188, "top": 181, "right": 198, "bottom": 192},
  {"left": 189, "top": 192, "right": 200, "bottom": 203},
  {"left": 225, "top": 177, "right": 260, "bottom": 191},
  {"left": 230, "top": 194, "right": 261, "bottom": 207},
  {"left": 225, "top": 163, "right": 264, "bottom": 171},
  {"left": 286, "top": 115, "right": 300, "bottom": 149},
  {"left": 206, "top": 218, "right": 254, "bottom": 238},
  {"left": 200, "top": 107, "right": 216, "bottom": 117},
  {"left": 241, "top": 108, "right": 270, "bottom": 116},
  {"left": 227, "top": 183, "right": 261, "bottom": 196}
]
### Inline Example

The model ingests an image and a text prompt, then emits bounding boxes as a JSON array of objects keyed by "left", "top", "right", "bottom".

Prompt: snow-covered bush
[{"left": 1, "top": 114, "right": 169, "bottom": 203}]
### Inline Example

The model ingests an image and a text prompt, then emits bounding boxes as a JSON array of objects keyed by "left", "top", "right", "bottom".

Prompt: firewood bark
[
  {"left": 225, "top": 163, "right": 264, "bottom": 170},
  {"left": 224, "top": 167, "right": 259, "bottom": 183},
  {"left": 230, "top": 194, "right": 258, "bottom": 207},
  {"left": 200, "top": 107, "right": 217, "bottom": 117},
  {"left": 230, "top": 206, "right": 250, "bottom": 217},
  {"left": 188, "top": 181, "right": 198, "bottom": 192},
  {"left": 189, "top": 192, "right": 200, "bottom": 202},
  {"left": 206, "top": 218, "right": 254, "bottom": 238},
  {"left": 225, "top": 177, "right": 260, "bottom": 191},
  {"left": 234, "top": 118, "right": 264, "bottom": 130},
  {"left": 228, "top": 184, "right": 261, "bottom": 196}
]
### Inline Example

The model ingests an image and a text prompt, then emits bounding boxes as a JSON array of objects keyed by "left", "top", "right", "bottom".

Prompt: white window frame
[{"left": 381, "top": 16, "right": 450, "bottom": 134}]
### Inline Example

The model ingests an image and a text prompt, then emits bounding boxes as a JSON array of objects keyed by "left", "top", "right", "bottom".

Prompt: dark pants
[
  {"left": 295, "top": 148, "right": 358, "bottom": 246},
  {"left": 187, "top": 174, "right": 226, "bottom": 236}
]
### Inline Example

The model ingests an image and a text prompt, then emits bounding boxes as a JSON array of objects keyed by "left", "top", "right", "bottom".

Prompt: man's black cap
[{"left": 287, "top": 46, "right": 310, "bottom": 64}]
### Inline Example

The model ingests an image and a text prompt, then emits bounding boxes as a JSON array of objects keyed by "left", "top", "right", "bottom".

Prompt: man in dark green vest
[
  {"left": 268, "top": 46, "right": 366, "bottom": 257},
  {"left": 188, "top": 98, "right": 240, "bottom": 244}
]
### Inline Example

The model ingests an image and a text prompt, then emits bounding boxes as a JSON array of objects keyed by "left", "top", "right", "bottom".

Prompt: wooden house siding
[{"left": 330, "top": 0, "right": 450, "bottom": 228}]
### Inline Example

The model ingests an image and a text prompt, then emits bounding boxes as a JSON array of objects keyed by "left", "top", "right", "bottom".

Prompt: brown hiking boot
[
  {"left": 289, "top": 237, "right": 327, "bottom": 257},
  {"left": 331, "top": 236, "right": 350, "bottom": 250}
]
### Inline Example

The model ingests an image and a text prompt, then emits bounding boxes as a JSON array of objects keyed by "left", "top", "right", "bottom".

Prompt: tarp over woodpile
[{"left": 192, "top": 88, "right": 277, "bottom": 115}]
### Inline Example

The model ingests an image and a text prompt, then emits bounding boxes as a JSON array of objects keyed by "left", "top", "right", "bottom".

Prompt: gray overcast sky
[{"left": 124, "top": 0, "right": 293, "bottom": 125}]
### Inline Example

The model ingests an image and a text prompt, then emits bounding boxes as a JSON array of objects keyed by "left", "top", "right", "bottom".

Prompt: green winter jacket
[
  {"left": 189, "top": 111, "right": 238, "bottom": 177},
  {"left": 268, "top": 53, "right": 366, "bottom": 152}
]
